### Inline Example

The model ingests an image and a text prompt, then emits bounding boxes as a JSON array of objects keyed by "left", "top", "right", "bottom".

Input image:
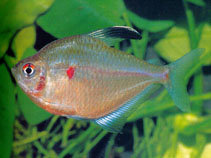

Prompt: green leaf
[
  {"left": 127, "top": 10, "right": 174, "bottom": 33},
  {"left": 186, "top": 0, "right": 205, "bottom": 6},
  {"left": 0, "top": 64, "right": 15, "bottom": 158},
  {"left": 17, "top": 87, "right": 52, "bottom": 125},
  {"left": 4, "top": 55, "right": 17, "bottom": 69},
  {"left": 21, "top": 47, "right": 37, "bottom": 60},
  {"left": 37, "top": 0, "right": 125, "bottom": 38},
  {"left": 0, "top": 0, "right": 54, "bottom": 58},
  {"left": 174, "top": 114, "right": 211, "bottom": 135},
  {"left": 154, "top": 24, "right": 211, "bottom": 65},
  {"left": 4, "top": 26, "right": 37, "bottom": 68}
]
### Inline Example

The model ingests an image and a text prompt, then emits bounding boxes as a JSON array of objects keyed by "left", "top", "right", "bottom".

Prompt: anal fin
[{"left": 93, "top": 84, "right": 161, "bottom": 133}]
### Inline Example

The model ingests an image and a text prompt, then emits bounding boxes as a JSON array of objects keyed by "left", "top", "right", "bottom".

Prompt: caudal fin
[{"left": 165, "top": 48, "right": 204, "bottom": 112}]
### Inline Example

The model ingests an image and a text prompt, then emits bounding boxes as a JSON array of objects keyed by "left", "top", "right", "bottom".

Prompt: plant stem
[
  {"left": 46, "top": 115, "right": 59, "bottom": 132},
  {"left": 128, "top": 92, "right": 211, "bottom": 122},
  {"left": 34, "top": 141, "right": 49, "bottom": 156},
  {"left": 82, "top": 130, "right": 108, "bottom": 156},
  {"left": 62, "top": 119, "right": 75, "bottom": 147},
  {"left": 122, "top": 12, "right": 148, "bottom": 59},
  {"left": 183, "top": 0, "right": 203, "bottom": 113},
  {"left": 170, "top": 131, "right": 178, "bottom": 158},
  {"left": 105, "top": 134, "right": 117, "bottom": 158},
  {"left": 13, "top": 131, "right": 48, "bottom": 147},
  {"left": 47, "top": 134, "right": 62, "bottom": 149},
  {"left": 183, "top": 0, "right": 197, "bottom": 49},
  {"left": 192, "top": 72, "right": 203, "bottom": 113},
  {"left": 143, "top": 118, "right": 153, "bottom": 158},
  {"left": 58, "top": 124, "right": 96, "bottom": 158},
  {"left": 132, "top": 123, "right": 140, "bottom": 151},
  {"left": 139, "top": 30, "right": 149, "bottom": 59}
]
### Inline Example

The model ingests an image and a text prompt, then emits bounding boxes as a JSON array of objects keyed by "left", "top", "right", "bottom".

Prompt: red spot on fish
[
  {"left": 66, "top": 67, "right": 75, "bottom": 79},
  {"left": 36, "top": 76, "right": 45, "bottom": 91},
  {"left": 165, "top": 73, "right": 169, "bottom": 79},
  {"left": 22, "top": 63, "right": 35, "bottom": 71},
  {"left": 163, "top": 71, "right": 169, "bottom": 82},
  {"left": 23, "top": 63, "right": 29, "bottom": 70}
]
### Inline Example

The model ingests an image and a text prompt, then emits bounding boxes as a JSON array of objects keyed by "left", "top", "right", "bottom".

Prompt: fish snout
[
  {"left": 11, "top": 64, "right": 20, "bottom": 81},
  {"left": 11, "top": 67, "right": 16, "bottom": 77}
]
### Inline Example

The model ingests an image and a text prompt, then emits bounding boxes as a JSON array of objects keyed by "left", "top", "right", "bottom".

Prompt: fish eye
[{"left": 22, "top": 63, "right": 36, "bottom": 77}]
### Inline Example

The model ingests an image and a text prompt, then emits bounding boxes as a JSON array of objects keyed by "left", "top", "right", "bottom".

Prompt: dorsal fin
[
  {"left": 88, "top": 26, "right": 142, "bottom": 46},
  {"left": 147, "top": 58, "right": 162, "bottom": 65},
  {"left": 93, "top": 84, "right": 160, "bottom": 133}
]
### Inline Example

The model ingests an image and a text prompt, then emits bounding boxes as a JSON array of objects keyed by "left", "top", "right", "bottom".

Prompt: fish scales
[{"left": 33, "top": 35, "right": 166, "bottom": 118}]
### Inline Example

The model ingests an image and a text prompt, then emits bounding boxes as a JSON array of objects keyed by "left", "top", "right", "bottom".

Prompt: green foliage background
[{"left": 0, "top": 0, "right": 211, "bottom": 158}]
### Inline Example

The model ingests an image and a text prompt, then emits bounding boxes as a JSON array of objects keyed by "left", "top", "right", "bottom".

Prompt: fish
[{"left": 11, "top": 26, "right": 204, "bottom": 132}]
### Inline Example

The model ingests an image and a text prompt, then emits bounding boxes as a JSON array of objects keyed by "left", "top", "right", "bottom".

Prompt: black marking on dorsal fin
[
  {"left": 88, "top": 26, "right": 142, "bottom": 46},
  {"left": 88, "top": 26, "right": 142, "bottom": 39}
]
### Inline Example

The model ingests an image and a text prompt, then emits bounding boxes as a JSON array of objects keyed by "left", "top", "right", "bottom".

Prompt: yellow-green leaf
[
  {"left": 198, "top": 24, "right": 211, "bottom": 65},
  {"left": 12, "top": 26, "right": 36, "bottom": 61},
  {"left": 201, "top": 143, "right": 211, "bottom": 158},
  {"left": 154, "top": 26, "right": 190, "bottom": 61},
  {"left": 154, "top": 24, "right": 211, "bottom": 65},
  {"left": 5, "top": 26, "right": 36, "bottom": 68},
  {"left": 173, "top": 114, "right": 211, "bottom": 134},
  {"left": 0, "top": 0, "right": 54, "bottom": 58}
]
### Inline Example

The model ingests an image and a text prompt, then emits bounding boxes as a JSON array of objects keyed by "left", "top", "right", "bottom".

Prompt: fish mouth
[
  {"left": 11, "top": 66, "right": 20, "bottom": 85},
  {"left": 11, "top": 66, "right": 19, "bottom": 82}
]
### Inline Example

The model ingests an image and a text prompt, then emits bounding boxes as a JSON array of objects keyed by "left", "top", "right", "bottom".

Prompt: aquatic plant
[{"left": 0, "top": 0, "right": 210, "bottom": 157}]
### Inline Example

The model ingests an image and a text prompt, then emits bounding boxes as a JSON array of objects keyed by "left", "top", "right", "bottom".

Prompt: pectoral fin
[{"left": 88, "top": 26, "right": 142, "bottom": 46}]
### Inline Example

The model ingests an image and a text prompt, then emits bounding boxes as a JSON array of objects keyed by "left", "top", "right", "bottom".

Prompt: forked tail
[{"left": 165, "top": 48, "right": 204, "bottom": 112}]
